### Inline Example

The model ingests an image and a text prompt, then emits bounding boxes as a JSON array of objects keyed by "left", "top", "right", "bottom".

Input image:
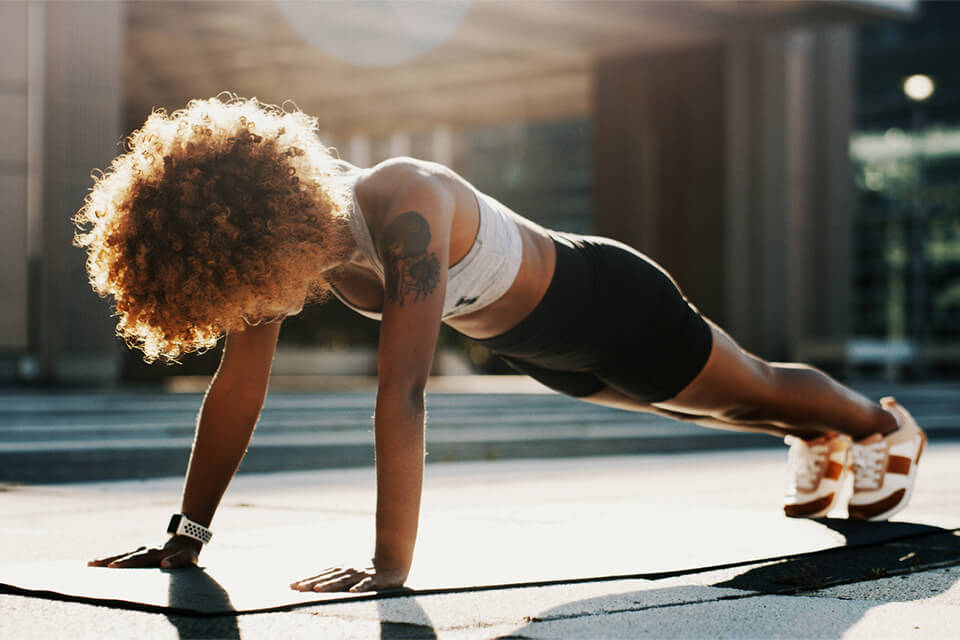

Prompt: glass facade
[{"left": 851, "top": 0, "right": 960, "bottom": 376}]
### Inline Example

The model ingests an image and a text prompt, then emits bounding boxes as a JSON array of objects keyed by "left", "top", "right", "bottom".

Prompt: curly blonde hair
[{"left": 73, "top": 94, "right": 356, "bottom": 364}]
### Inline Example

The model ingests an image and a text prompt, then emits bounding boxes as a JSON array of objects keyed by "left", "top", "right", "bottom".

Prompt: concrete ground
[
  {"left": 1, "top": 382, "right": 959, "bottom": 638},
  {"left": 2, "top": 446, "right": 959, "bottom": 638}
]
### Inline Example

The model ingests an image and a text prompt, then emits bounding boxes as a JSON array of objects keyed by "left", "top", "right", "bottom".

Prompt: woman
[{"left": 81, "top": 96, "right": 925, "bottom": 593}]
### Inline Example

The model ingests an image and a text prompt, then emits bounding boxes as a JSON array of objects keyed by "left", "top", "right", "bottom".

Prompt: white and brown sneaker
[
  {"left": 848, "top": 397, "right": 926, "bottom": 521},
  {"left": 783, "top": 433, "right": 852, "bottom": 518}
]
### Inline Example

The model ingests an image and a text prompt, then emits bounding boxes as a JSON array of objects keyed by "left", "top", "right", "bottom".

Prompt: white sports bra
[{"left": 330, "top": 170, "right": 524, "bottom": 321}]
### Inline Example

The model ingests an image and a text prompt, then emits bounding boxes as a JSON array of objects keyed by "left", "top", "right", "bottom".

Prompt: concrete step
[{"left": 1, "top": 382, "right": 958, "bottom": 483}]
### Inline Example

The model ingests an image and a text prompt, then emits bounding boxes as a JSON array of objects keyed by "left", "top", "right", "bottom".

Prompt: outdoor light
[
  {"left": 903, "top": 74, "right": 935, "bottom": 102},
  {"left": 275, "top": 0, "right": 471, "bottom": 67}
]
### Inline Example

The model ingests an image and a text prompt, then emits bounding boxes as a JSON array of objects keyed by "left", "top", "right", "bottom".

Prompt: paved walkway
[
  {"left": 2, "top": 446, "right": 959, "bottom": 638},
  {"left": 2, "top": 381, "right": 959, "bottom": 637}
]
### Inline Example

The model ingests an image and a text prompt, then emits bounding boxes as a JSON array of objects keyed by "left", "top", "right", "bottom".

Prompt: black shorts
[{"left": 475, "top": 232, "right": 714, "bottom": 403}]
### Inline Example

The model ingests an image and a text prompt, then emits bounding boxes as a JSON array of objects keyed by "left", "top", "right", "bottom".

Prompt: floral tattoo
[{"left": 380, "top": 211, "right": 441, "bottom": 306}]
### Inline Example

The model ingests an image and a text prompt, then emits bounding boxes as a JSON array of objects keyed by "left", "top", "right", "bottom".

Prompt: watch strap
[{"left": 166, "top": 513, "right": 213, "bottom": 545}]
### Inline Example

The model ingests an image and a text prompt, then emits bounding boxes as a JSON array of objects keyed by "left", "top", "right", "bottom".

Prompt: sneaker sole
[
  {"left": 784, "top": 492, "right": 836, "bottom": 519},
  {"left": 848, "top": 429, "right": 926, "bottom": 521}
]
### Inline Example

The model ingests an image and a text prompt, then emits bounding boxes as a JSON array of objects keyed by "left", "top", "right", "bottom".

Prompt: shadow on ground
[
  {"left": 164, "top": 569, "right": 240, "bottom": 640},
  {"left": 377, "top": 597, "right": 438, "bottom": 640},
  {"left": 497, "top": 520, "right": 960, "bottom": 639},
  {"left": 156, "top": 573, "right": 442, "bottom": 640}
]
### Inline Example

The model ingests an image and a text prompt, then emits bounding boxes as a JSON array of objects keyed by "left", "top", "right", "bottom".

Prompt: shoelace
[
  {"left": 852, "top": 441, "right": 887, "bottom": 488},
  {"left": 787, "top": 438, "right": 827, "bottom": 489}
]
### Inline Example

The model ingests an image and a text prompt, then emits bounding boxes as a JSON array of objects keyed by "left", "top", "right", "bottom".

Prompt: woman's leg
[
  {"left": 645, "top": 320, "right": 897, "bottom": 442},
  {"left": 582, "top": 386, "right": 826, "bottom": 440},
  {"left": 583, "top": 319, "right": 897, "bottom": 442}
]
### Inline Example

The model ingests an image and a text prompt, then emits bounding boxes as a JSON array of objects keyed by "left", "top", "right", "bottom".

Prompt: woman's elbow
[{"left": 378, "top": 380, "right": 427, "bottom": 415}]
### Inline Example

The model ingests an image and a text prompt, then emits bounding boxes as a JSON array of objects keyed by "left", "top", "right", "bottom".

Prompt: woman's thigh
[
  {"left": 651, "top": 319, "right": 777, "bottom": 419},
  {"left": 480, "top": 232, "right": 767, "bottom": 409}
]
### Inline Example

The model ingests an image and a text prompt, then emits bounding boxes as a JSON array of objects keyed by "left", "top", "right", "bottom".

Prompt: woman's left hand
[{"left": 290, "top": 566, "right": 408, "bottom": 593}]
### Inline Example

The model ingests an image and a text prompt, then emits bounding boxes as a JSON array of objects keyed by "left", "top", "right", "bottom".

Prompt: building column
[
  {"left": 723, "top": 34, "right": 791, "bottom": 359},
  {"left": 809, "top": 28, "right": 855, "bottom": 352},
  {"left": 0, "top": 2, "right": 30, "bottom": 379},
  {"left": 38, "top": 1, "right": 125, "bottom": 383}
]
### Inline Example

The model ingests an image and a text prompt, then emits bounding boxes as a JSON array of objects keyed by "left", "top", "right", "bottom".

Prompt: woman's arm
[
  {"left": 291, "top": 171, "right": 453, "bottom": 592},
  {"left": 179, "top": 320, "right": 282, "bottom": 531},
  {"left": 89, "top": 320, "right": 281, "bottom": 568},
  {"left": 371, "top": 179, "right": 453, "bottom": 583}
]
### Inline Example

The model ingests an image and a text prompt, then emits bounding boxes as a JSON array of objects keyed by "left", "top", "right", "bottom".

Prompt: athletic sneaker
[
  {"left": 783, "top": 433, "right": 852, "bottom": 518},
  {"left": 848, "top": 397, "right": 926, "bottom": 521}
]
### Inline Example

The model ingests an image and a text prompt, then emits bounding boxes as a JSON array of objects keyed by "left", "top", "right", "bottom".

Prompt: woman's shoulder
[
  {"left": 362, "top": 156, "right": 451, "bottom": 189},
  {"left": 357, "top": 157, "right": 460, "bottom": 221}
]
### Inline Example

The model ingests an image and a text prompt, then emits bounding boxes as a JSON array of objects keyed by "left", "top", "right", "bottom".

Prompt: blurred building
[
  {"left": 0, "top": 0, "right": 923, "bottom": 386},
  {"left": 849, "top": 0, "right": 960, "bottom": 379}
]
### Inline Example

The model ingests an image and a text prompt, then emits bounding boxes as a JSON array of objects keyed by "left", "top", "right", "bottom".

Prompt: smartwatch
[{"left": 167, "top": 513, "right": 213, "bottom": 545}]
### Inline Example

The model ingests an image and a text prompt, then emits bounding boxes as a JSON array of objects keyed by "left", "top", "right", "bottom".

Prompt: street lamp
[
  {"left": 903, "top": 74, "right": 935, "bottom": 377},
  {"left": 903, "top": 74, "right": 935, "bottom": 102}
]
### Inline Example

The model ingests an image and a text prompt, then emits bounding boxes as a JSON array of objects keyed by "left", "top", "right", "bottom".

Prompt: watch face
[{"left": 167, "top": 514, "right": 182, "bottom": 534}]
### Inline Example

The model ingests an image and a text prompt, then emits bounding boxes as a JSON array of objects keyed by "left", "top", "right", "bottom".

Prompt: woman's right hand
[{"left": 87, "top": 536, "right": 202, "bottom": 569}]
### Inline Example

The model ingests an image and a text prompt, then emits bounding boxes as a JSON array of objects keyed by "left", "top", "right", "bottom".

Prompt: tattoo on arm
[{"left": 380, "top": 211, "right": 441, "bottom": 306}]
